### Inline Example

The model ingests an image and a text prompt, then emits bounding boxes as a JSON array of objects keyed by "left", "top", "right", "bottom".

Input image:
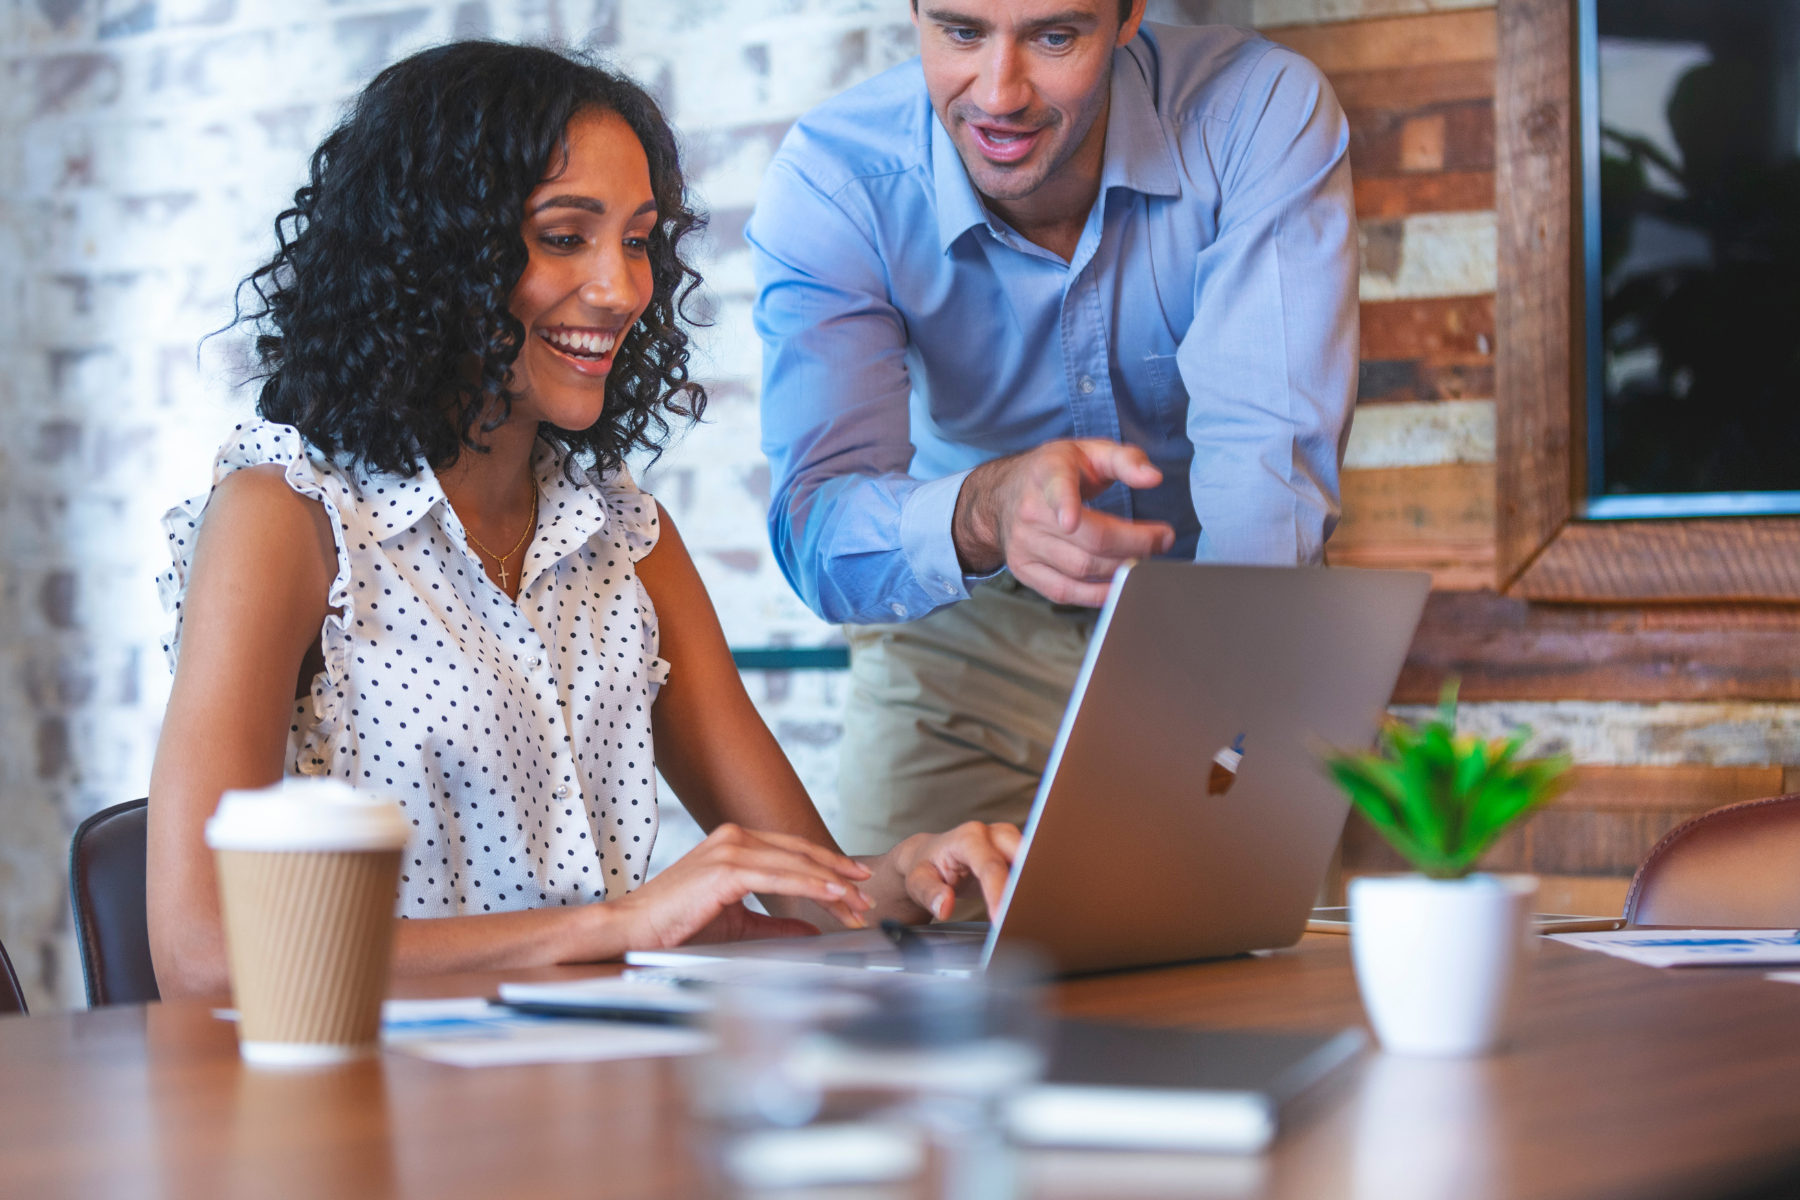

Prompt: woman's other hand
[
  {"left": 614, "top": 823, "right": 875, "bottom": 949},
  {"left": 875, "top": 822, "right": 1022, "bottom": 924}
]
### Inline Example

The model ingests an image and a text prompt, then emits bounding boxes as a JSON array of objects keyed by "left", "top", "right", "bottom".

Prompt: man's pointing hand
[{"left": 952, "top": 439, "right": 1177, "bottom": 607}]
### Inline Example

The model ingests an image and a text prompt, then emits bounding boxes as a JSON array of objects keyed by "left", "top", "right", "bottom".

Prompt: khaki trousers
[{"left": 834, "top": 575, "right": 1099, "bottom": 857}]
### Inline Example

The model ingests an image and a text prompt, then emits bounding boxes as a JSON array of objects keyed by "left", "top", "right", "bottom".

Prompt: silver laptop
[{"left": 629, "top": 561, "right": 1429, "bottom": 978}]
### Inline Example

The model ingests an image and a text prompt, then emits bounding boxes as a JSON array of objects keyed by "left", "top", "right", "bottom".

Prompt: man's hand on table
[{"left": 953, "top": 439, "right": 1177, "bottom": 607}]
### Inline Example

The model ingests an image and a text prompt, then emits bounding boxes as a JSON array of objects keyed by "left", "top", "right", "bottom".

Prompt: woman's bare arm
[
  {"left": 148, "top": 465, "right": 340, "bottom": 997},
  {"left": 148, "top": 469, "right": 871, "bottom": 1000},
  {"left": 639, "top": 503, "right": 1018, "bottom": 926},
  {"left": 637, "top": 504, "right": 840, "bottom": 843}
]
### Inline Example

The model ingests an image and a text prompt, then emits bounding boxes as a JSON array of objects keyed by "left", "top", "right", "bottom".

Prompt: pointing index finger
[
  {"left": 1040, "top": 471, "right": 1083, "bottom": 534},
  {"left": 1070, "top": 509, "right": 1176, "bottom": 557}
]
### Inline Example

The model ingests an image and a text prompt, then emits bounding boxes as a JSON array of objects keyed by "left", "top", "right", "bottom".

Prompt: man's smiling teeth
[{"left": 542, "top": 328, "right": 616, "bottom": 358}]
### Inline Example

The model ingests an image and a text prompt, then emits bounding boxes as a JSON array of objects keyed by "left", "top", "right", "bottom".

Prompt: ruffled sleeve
[
  {"left": 597, "top": 465, "right": 662, "bottom": 564},
  {"left": 595, "top": 466, "right": 671, "bottom": 693},
  {"left": 158, "top": 421, "right": 360, "bottom": 773}
]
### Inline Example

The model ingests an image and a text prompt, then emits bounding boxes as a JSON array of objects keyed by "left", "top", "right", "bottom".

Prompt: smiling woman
[
  {"left": 145, "top": 42, "right": 1023, "bottom": 1001},
  {"left": 510, "top": 112, "right": 663, "bottom": 425},
  {"left": 238, "top": 44, "right": 705, "bottom": 482}
]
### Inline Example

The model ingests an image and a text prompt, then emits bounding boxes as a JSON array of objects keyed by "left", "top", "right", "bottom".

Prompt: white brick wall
[{"left": 0, "top": 0, "right": 918, "bottom": 1010}]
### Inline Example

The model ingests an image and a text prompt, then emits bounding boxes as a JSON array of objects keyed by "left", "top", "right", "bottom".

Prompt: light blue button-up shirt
[{"left": 749, "top": 22, "right": 1358, "bottom": 625}]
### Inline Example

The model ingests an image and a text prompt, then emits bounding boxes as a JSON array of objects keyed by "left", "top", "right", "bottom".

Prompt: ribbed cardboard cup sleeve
[{"left": 215, "top": 848, "right": 401, "bottom": 1063}]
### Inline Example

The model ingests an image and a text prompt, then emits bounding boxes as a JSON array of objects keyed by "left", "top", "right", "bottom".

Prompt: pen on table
[{"left": 496, "top": 1000, "right": 700, "bottom": 1025}]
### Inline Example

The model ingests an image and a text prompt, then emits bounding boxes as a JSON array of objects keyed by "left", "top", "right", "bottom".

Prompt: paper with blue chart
[{"left": 1549, "top": 929, "right": 1800, "bottom": 968}]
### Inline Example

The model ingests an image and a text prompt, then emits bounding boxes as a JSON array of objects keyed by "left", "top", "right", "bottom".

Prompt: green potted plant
[{"left": 1325, "top": 682, "right": 1572, "bottom": 1056}]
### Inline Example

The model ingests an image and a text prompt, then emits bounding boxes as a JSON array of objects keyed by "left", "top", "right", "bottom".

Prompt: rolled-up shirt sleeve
[
  {"left": 1181, "top": 45, "right": 1359, "bottom": 566},
  {"left": 750, "top": 161, "right": 970, "bottom": 625}
]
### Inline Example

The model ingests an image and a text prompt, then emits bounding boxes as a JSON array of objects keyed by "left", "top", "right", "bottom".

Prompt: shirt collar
[
  {"left": 345, "top": 456, "right": 451, "bottom": 543},
  {"left": 931, "top": 36, "right": 1180, "bottom": 255},
  {"left": 355, "top": 442, "right": 612, "bottom": 569},
  {"left": 931, "top": 109, "right": 989, "bottom": 254},
  {"left": 517, "top": 445, "right": 613, "bottom": 594},
  {"left": 1102, "top": 37, "right": 1181, "bottom": 200}
]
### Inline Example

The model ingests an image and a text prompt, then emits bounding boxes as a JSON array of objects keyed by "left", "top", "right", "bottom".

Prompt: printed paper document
[{"left": 1548, "top": 929, "right": 1800, "bottom": 968}]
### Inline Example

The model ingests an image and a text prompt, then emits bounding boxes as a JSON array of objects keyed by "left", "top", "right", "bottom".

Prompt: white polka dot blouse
[{"left": 159, "top": 421, "right": 669, "bottom": 915}]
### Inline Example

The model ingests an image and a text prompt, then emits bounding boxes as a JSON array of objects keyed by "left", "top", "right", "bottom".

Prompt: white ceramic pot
[{"left": 1349, "top": 873, "right": 1538, "bottom": 1057}]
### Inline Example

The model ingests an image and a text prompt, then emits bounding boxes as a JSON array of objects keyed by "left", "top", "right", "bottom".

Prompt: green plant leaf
[
  {"left": 1436, "top": 678, "right": 1460, "bottom": 726},
  {"left": 1453, "top": 735, "right": 1490, "bottom": 798},
  {"left": 1320, "top": 679, "right": 1573, "bottom": 879}
]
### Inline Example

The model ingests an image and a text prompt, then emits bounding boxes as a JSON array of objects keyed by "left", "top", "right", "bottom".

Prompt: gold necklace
[{"left": 465, "top": 484, "right": 538, "bottom": 592}]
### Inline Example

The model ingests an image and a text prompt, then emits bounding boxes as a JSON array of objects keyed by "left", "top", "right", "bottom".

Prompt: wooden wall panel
[
  {"left": 1514, "top": 520, "right": 1800, "bottom": 602},
  {"left": 1355, "top": 171, "right": 1495, "bottom": 219},
  {"left": 1394, "top": 591, "right": 1800, "bottom": 703},
  {"left": 1349, "top": 100, "right": 1494, "bottom": 178},
  {"left": 1487, "top": 0, "right": 1800, "bottom": 603},
  {"left": 1556, "top": 766, "right": 1785, "bottom": 811},
  {"left": 1270, "top": 14, "right": 1498, "bottom": 233},
  {"left": 1534, "top": 876, "right": 1633, "bottom": 917},
  {"left": 1493, "top": 0, "right": 1578, "bottom": 585},
  {"left": 1329, "top": 60, "right": 1497, "bottom": 111},
  {"left": 1297, "top": 1, "right": 1800, "bottom": 905},
  {"left": 1330, "top": 464, "right": 1495, "bottom": 589},
  {"left": 1520, "top": 810, "right": 1701, "bottom": 875},
  {"left": 1359, "top": 295, "right": 1496, "bottom": 403},
  {"left": 1362, "top": 295, "right": 1495, "bottom": 360},
  {"left": 1265, "top": 10, "right": 1496, "bottom": 73},
  {"left": 1358, "top": 357, "right": 1492, "bottom": 404},
  {"left": 1271, "top": 8, "right": 1502, "bottom": 584}
]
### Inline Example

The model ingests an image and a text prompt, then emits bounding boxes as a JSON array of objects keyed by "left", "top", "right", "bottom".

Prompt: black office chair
[
  {"left": 0, "top": 937, "right": 26, "bottom": 1015},
  {"left": 70, "top": 798, "right": 160, "bottom": 1006}
]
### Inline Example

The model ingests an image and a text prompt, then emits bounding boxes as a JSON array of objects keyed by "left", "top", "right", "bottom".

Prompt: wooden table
[{"left": 5, "top": 934, "right": 1800, "bottom": 1199}]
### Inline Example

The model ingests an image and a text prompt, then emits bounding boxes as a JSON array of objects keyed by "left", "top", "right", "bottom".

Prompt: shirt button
[
  {"left": 526, "top": 656, "right": 541, "bottom": 670},
  {"left": 890, "top": 602, "right": 907, "bottom": 618},
  {"left": 553, "top": 784, "right": 571, "bottom": 800},
  {"left": 1078, "top": 375, "right": 1097, "bottom": 394}
]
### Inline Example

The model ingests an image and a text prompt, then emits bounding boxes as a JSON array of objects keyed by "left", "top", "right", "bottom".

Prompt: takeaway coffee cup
[{"left": 205, "top": 779, "right": 409, "bottom": 1066}]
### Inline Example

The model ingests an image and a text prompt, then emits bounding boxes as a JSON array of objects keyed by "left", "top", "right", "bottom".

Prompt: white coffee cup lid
[{"left": 205, "top": 778, "right": 410, "bottom": 853}]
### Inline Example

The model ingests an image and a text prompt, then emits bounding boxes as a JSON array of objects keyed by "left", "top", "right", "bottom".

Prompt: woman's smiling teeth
[{"left": 541, "top": 328, "right": 616, "bottom": 360}]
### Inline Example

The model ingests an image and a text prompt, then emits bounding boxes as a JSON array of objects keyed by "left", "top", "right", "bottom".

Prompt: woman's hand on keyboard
[{"left": 614, "top": 823, "right": 876, "bottom": 948}]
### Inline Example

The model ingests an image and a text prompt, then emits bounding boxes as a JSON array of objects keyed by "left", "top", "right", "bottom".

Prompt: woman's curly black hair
[{"left": 234, "top": 41, "right": 706, "bottom": 479}]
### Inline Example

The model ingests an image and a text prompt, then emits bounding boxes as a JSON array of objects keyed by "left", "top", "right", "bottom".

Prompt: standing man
[{"left": 748, "top": 0, "right": 1358, "bottom": 856}]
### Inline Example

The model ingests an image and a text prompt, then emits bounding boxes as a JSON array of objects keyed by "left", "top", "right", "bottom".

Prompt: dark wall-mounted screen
[{"left": 1581, "top": 0, "right": 1800, "bottom": 518}]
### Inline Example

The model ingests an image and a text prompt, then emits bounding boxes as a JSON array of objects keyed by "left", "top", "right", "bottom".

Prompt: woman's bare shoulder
[
  {"left": 196, "top": 464, "right": 338, "bottom": 588},
  {"left": 208, "top": 462, "right": 331, "bottom": 522}
]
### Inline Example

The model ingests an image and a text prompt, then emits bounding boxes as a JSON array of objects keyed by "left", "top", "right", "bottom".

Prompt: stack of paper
[
  {"left": 379, "top": 998, "right": 712, "bottom": 1067},
  {"left": 1549, "top": 929, "right": 1800, "bottom": 968}
]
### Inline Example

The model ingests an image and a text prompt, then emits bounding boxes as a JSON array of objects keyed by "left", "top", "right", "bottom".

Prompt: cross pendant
[{"left": 497, "top": 560, "right": 510, "bottom": 590}]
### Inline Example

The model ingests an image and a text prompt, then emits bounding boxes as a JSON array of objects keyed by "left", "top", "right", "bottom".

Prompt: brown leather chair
[
  {"left": 1624, "top": 793, "right": 1800, "bottom": 927},
  {"left": 0, "top": 937, "right": 26, "bottom": 1015},
  {"left": 70, "top": 798, "right": 160, "bottom": 1006}
]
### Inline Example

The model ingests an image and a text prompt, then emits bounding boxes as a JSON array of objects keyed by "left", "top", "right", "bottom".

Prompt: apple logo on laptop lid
[{"left": 1208, "top": 733, "right": 1248, "bottom": 796}]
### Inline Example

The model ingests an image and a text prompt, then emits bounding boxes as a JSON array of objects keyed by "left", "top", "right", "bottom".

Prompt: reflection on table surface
[{"left": 4, "top": 934, "right": 1800, "bottom": 1199}]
